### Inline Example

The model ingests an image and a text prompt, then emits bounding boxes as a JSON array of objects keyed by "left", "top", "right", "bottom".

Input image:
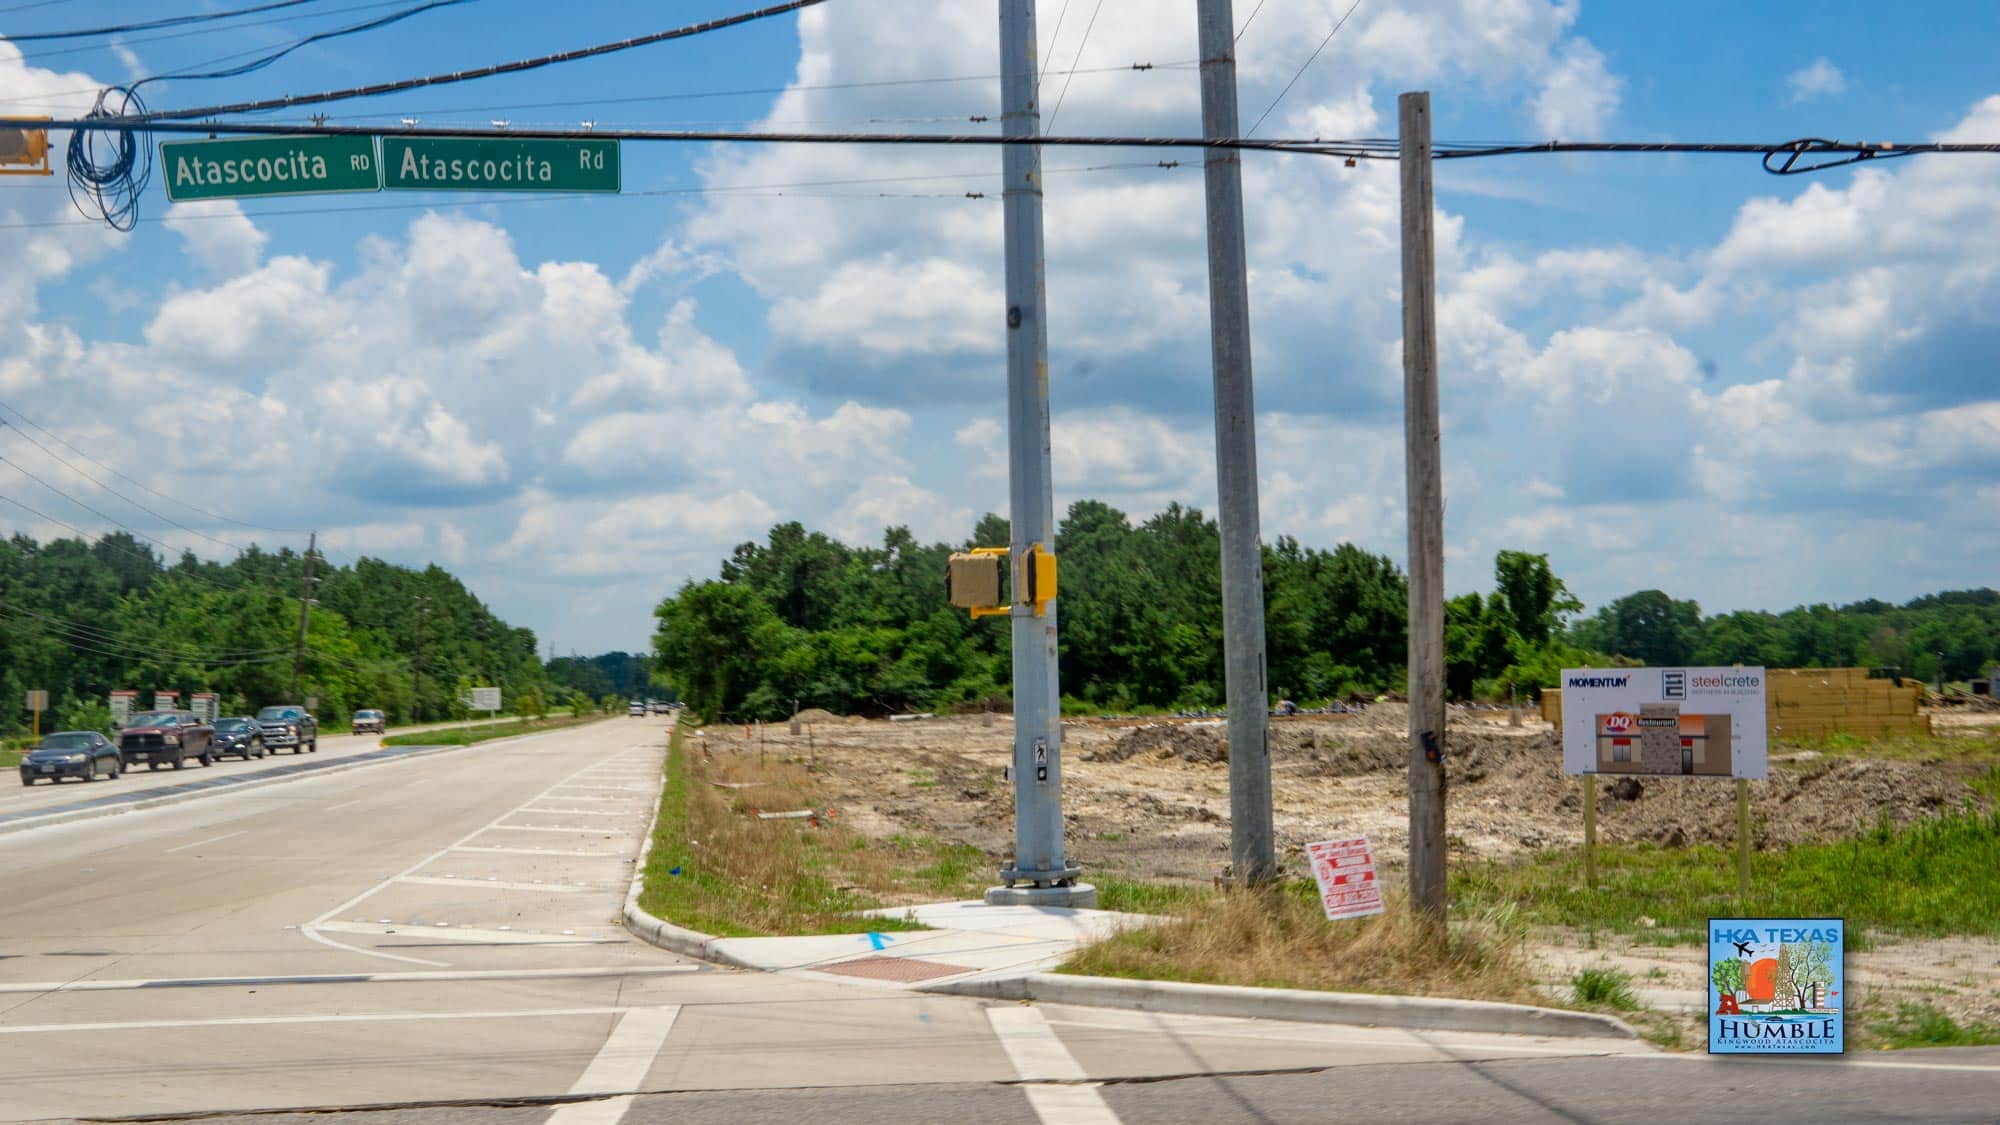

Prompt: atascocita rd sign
[{"left": 161, "top": 135, "right": 381, "bottom": 201}]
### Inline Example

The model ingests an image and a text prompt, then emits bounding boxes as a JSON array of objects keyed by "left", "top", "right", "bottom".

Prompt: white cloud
[
  {"left": 1787, "top": 58, "right": 1846, "bottom": 103},
  {"left": 1531, "top": 39, "right": 1621, "bottom": 139}
]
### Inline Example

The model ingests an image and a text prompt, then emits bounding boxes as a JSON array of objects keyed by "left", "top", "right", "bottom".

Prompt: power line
[
  {"left": 0, "top": 604, "right": 291, "bottom": 663},
  {"left": 14, "top": 0, "right": 427, "bottom": 66},
  {"left": 1037, "top": 0, "right": 1070, "bottom": 93},
  {"left": 0, "top": 488, "right": 255, "bottom": 593},
  {"left": 0, "top": 400, "right": 310, "bottom": 536},
  {"left": 1044, "top": 0, "right": 1104, "bottom": 134},
  {"left": 0, "top": 419, "right": 249, "bottom": 555},
  {"left": 1235, "top": 0, "right": 1268, "bottom": 42},
  {"left": 0, "top": 452, "right": 217, "bottom": 564},
  {"left": 131, "top": 0, "right": 476, "bottom": 91},
  {"left": 135, "top": 0, "right": 830, "bottom": 121},
  {"left": 4, "top": 0, "right": 331, "bottom": 42},
  {"left": 1247, "top": 0, "right": 1364, "bottom": 138}
]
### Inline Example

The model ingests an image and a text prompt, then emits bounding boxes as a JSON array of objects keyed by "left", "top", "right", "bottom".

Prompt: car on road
[
  {"left": 351, "top": 708, "right": 386, "bottom": 735},
  {"left": 19, "top": 730, "right": 122, "bottom": 785},
  {"left": 650, "top": 700, "right": 673, "bottom": 714},
  {"left": 257, "top": 705, "right": 318, "bottom": 754},
  {"left": 628, "top": 700, "right": 646, "bottom": 716},
  {"left": 118, "top": 710, "right": 216, "bottom": 771},
  {"left": 211, "top": 716, "right": 267, "bottom": 760}
]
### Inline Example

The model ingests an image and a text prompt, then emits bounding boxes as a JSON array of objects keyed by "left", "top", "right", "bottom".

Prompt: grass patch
[
  {"left": 381, "top": 714, "right": 603, "bottom": 746},
  {"left": 637, "top": 725, "right": 991, "bottom": 937},
  {"left": 1570, "top": 966, "right": 1640, "bottom": 1010},
  {"left": 1789, "top": 729, "right": 2000, "bottom": 764},
  {"left": 0, "top": 747, "right": 20, "bottom": 769},
  {"left": 1090, "top": 875, "right": 1216, "bottom": 915},
  {"left": 1453, "top": 808, "right": 2000, "bottom": 945},
  {"left": 1867, "top": 1001, "right": 2000, "bottom": 1049},
  {"left": 1062, "top": 880, "right": 1540, "bottom": 1005}
]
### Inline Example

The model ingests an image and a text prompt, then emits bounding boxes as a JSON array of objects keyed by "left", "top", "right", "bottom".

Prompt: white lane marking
[
  {"left": 0, "top": 965, "right": 698, "bottom": 994},
  {"left": 0, "top": 1005, "right": 639, "bottom": 1035},
  {"left": 451, "top": 845, "right": 620, "bottom": 858},
  {"left": 555, "top": 786, "right": 651, "bottom": 793},
  {"left": 986, "top": 1006, "right": 1121, "bottom": 1125},
  {"left": 394, "top": 875, "right": 591, "bottom": 893},
  {"left": 1043, "top": 1011, "right": 1644, "bottom": 1057},
  {"left": 545, "top": 1006, "right": 681, "bottom": 1125},
  {"left": 301, "top": 749, "right": 656, "bottom": 968},
  {"left": 162, "top": 830, "right": 244, "bottom": 854},
  {"left": 324, "top": 798, "right": 367, "bottom": 812},
  {"left": 524, "top": 807, "right": 626, "bottom": 817},
  {"left": 490, "top": 824, "right": 632, "bottom": 835},
  {"left": 314, "top": 921, "right": 617, "bottom": 945}
]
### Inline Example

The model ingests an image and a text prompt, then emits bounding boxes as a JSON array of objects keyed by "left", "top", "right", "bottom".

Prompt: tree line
[
  {"left": 0, "top": 531, "right": 559, "bottom": 735},
  {"left": 652, "top": 504, "right": 2000, "bottom": 721}
]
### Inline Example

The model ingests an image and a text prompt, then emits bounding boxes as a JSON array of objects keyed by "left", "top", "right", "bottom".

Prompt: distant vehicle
[
  {"left": 211, "top": 717, "right": 267, "bottom": 760},
  {"left": 628, "top": 700, "right": 646, "bottom": 717},
  {"left": 257, "top": 705, "right": 318, "bottom": 754},
  {"left": 351, "top": 709, "right": 386, "bottom": 735},
  {"left": 119, "top": 710, "right": 216, "bottom": 771},
  {"left": 19, "top": 730, "right": 121, "bottom": 785},
  {"left": 650, "top": 700, "right": 672, "bottom": 714}
]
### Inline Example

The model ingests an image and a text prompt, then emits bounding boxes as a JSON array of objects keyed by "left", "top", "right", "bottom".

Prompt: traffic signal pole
[{"left": 989, "top": 0, "right": 1091, "bottom": 908}]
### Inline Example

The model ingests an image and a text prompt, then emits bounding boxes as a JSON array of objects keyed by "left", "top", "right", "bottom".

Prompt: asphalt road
[
  {"left": 0, "top": 714, "right": 561, "bottom": 823},
  {"left": 3, "top": 717, "right": 1993, "bottom": 1124}
]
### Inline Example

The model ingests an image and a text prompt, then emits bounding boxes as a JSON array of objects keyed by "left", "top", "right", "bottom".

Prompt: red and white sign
[{"left": 1305, "top": 835, "right": 1384, "bottom": 921}]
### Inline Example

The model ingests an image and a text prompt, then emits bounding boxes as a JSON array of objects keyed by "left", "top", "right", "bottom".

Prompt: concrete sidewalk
[{"left": 702, "top": 899, "right": 1151, "bottom": 988}]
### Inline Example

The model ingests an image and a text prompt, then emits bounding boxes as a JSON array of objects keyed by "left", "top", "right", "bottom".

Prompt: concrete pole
[
  {"left": 1400, "top": 92, "right": 1448, "bottom": 927},
  {"left": 1196, "top": 0, "right": 1275, "bottom": 885},
  {"left": 990, "top": 0, "right": 1090, "bottom": 907}
]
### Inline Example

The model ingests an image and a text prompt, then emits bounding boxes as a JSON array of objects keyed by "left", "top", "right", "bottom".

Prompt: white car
[{"left": 628, "top": 701, "right": 646, "bottom": 716}]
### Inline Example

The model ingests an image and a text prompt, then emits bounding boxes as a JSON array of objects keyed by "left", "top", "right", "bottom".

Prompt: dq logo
[{"left": 1603, "top": 712, "right": 1637, "bottom": 733}]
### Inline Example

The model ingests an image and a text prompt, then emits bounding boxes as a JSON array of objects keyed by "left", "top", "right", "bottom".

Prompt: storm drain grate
[{"left": 814, "top": 956, "right": 973, "bottom": 983}]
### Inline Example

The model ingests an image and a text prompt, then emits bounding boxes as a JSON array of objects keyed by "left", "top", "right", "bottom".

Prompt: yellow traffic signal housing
[
  {"left": 947, "top": 544, "right": 1057, "bottom": 618},
  {"left": 948, "top": 549, "right": 1006, "bottom": 615},
  {"left": 0, "top": 120, "right": 52, "bottom": 177}
]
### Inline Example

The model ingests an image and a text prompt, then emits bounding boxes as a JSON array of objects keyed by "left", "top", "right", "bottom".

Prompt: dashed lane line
[
  {"left": 162, "top": 830, "right": 244, "bottom": 854},
  {"left": 0, "top": 1005, "right": 643, "bottom": 1035}
]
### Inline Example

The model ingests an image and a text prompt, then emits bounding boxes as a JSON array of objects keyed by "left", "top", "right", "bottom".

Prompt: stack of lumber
[
  {"left": 1540, "top": 668, "right": 1933, "bottom": 740},
  {"left": 1765, "top": 667, "right": 1931, "bottom": 740}
]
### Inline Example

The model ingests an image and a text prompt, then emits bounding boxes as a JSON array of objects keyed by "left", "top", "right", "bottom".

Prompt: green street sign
[
  {"left": 160, "top": 135, "right": 380, "bottom": 202},
  {"left": 380, "top": 136, "right": 620, "bottom": 193}
]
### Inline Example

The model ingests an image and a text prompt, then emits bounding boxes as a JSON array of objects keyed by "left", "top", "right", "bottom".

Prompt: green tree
[
  {"left": 1493, "top": 550, "right": 1581, "bottom": 647},
  {"left": 1711, "top": 956, "right": 1746, "bottom": 1003}
]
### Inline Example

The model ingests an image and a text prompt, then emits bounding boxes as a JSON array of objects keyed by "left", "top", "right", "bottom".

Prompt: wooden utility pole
[
  {"left": 412, "top": 593, "right": 431, "bottom": 717},
  {"left": 290, "top": 531, "right": 318, "bottom": 703},
  {"left": 1400, "top": 92, "right": 1447, "bottom": 928}
]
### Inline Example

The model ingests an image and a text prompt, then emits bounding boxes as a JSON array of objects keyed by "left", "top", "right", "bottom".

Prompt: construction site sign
[
  {"left": 110, "top": 690, "right": 137, "bottom": 728},
  {"left": 1306, "top": 836, "right": 1384, "bottom": 921},
  {"left": 1561, "top": 667, "right": 1767, "bottom": 779}
]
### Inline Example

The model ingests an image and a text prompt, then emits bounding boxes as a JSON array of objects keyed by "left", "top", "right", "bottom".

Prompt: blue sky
[{"left": 1, "top": 0, "right": 1997, "bottom": 655}]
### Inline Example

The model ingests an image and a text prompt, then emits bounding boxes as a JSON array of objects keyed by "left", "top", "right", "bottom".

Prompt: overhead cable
[
  {"left": 1247, "top": 0, "right": 1365, "bottom": 137},
  {"left": 0, "top": 400, "right": 310, "bottom": 536},
  {"left": 0, "top": 419, "right": 249, "bottom": 555},
  {"left": 1044, "top": 0, "right": 1104, "bottom": 134},
  {"left": 3, "top": 0, "right": 330, "bottom": 41}
]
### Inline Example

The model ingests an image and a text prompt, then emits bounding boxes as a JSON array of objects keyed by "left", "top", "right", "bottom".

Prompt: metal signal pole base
[{"left": 986, "top": 877, "right": 1096, "bottom": 909}]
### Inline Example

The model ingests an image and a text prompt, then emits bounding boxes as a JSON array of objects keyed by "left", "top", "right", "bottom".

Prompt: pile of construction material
[
  {"left": 1767, "top": 667, "right": 1931, "bottom": 739},
  {"left": 1540, "top": 668, "right": 1931, "bottom": 740}
]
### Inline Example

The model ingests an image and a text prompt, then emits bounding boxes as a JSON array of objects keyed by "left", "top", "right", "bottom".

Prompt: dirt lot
[
  {"left": 697, "top": 707, "right": 1999, "bottom": 1036},
  {"left": 701, "top": 706, "right": 1995, "bottom": 883}
]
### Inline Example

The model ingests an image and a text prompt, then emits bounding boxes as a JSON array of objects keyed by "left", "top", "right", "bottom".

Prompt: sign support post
[
  {"left": 1736, "top": 777, "right": 1752, "bottom": 901},
  {"left": 1582, "top": 776, "right": 1597, "bottom": 890}
]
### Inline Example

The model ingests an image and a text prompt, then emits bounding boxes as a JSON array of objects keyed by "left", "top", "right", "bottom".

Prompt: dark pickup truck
[
  {"left": 257, "top": 704, "right": 318, "bottom": 754},
  {"left": 118, "top": 710, "right": 216, "bottom": 770}
]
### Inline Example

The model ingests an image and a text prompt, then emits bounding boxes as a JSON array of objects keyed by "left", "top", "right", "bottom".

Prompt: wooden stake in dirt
[
  {"left": 1400, "top": 90, "right": 1448, "bottom": 929},
  {"left": 1582, "top": 776, "right": 1597, "bottom": 890},
  {"left": 1736, "top": 777, "right": 1752, "bottom": 901}
]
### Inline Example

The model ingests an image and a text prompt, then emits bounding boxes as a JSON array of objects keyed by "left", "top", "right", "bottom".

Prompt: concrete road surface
[{"left": 3, "top": 717, "right": 1992, "bottom": 1124}]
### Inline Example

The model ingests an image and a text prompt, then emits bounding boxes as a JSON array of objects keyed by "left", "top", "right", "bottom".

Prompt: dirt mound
[
  {"left": 1086, "top": 723, "right": 1229, "bottom": 765},
  {"left": 791, "top": 708, "right": 841, "bottom": 724}
]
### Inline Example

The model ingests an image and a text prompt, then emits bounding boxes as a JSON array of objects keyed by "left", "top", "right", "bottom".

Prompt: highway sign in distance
[
  {"left": 380, "top": 136, "right": 620, "bottom": 193},
  {"left": 161, "top": 135, "right": 380, "bottom": 202},
  {"left": 25, "top": 689, "right": 46, "bottom": 712},
  {"left": 469, "top": 687, "right": 503, "bottom": 712}
]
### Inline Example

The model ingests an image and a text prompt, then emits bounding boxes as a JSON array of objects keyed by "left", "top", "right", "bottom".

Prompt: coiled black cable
[{"left": 65, "top": 85, "right": 151, "bottom": 232}]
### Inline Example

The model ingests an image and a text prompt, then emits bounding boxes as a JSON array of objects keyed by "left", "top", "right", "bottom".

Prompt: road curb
[
  {"left": 0, "top": 724, "right": 600, "bottom": 837},
  {"left": 921, "top": 972, "right": 1639, "bottom": 1040},
  {"left": 617, "top": 727, "right": 767, "bottom": 972}
]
